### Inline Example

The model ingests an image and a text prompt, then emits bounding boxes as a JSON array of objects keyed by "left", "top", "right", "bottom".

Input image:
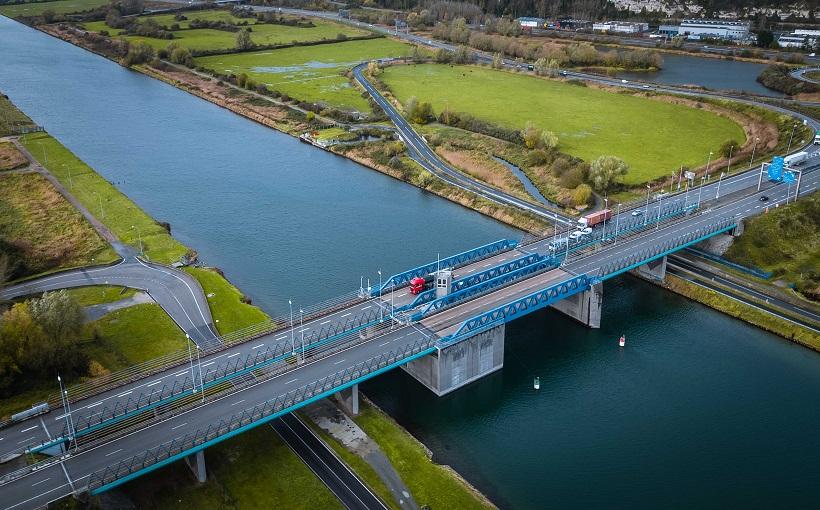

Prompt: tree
[
  {"left": 434, "top": 48, "right": 451, "bottom": 64},
  {"left": 720, "top": 139, "right": 740, "bottom": 158},
  {"left": 541, "top": 130, "right": 558, "bottom": 150},
  {"left": 367, "top": 60, "right": 381, "bottom": 76},
  {"left": 410, "top": 45, "right": 424, "bottom": 63},
  {"left": 521, "top": 122, "right": 541, "bottom": 149},
  {"left": 756, "top": 30, "right": 774, "bottom": 48},
  {"left": 170, "top": 47, "right": 193, "bottom": 66},
  {"left": 0, "top": 302, "right": 47, "bottom": 375},
  {"left": 452, "top": 45, "right": 472, "bottom": 64},
  {"left": 41, "top": 9, "right": 56, "bottom": 23},
  {"left": 235, "top": 28, "right": 254, "bottom": 51},
  {"left": 492, "top": 52, "right": 503, "bottom": 69},
  {"left": 122, "top": 41, "right": 154, "bottom": 67},
  {"left": 588, "top": 156, "right": 629, "bottom": 192},
  {"left": 573, "top": 184, "right": 592, "bottom": 206},
  {"left": 405, "top": 97, "right": 434, "bottom": 124}
]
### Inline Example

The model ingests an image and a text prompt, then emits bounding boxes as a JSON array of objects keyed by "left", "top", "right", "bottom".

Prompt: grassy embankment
[
  {"left": 380, "top": 64, "right": 746, "bottom": 185},
  {"left": 195, "top": 38, "right": 413, "bottom": 111},
  {"left": 83, "top": 10, "right": 369, "bottom": 52},
  {"left": 724, "top": 193, "right": 819, "bottom": 300},
  {"left": 184, "top": 267, "right": 269, "bottom": 335},
  {"left": 0, "top": 141, "right": 28, "bottom": 170},
  {"left": 0, "top": 172, "right": 117, "bottom": 280},
  {"left": 63, "top": 285, "right": 136, "bottom": 306},
  {"left": 118, "top": 425, "right": 343, "bottom": 509},
  {"left": 0, "top": 0, "right": 108, "bottom": 17},
  {"left": 301, "top": 400, "right": 497, "bottom": 509},
  {"left": 0, "top": 94, "right": 37, "bottom": 135}
]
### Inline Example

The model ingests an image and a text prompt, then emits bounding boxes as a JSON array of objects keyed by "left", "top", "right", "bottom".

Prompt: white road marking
[
  {"left": 361, "top": 306, "right": 372, "bottom": 310},
  {"left": 105, "top": 448, "right": 123, "bottom": 457},
  {"left": 17, "top": 436, "right": 35, "bottom": 444},
  {"left": 146, "top": 379, "right": 163, "bottom": 387},
  {"left": 251, "top": 343, "right": 265, "bottom": 349},
  {"left": 320, "top": 320, "right": 331, "bottom": 325},
  {"left": 20, "top": 426, "right": 38, "bottom": 433},
  {"left": 333, "top": 359, "right": 346, "bottom": 365},
  {"left": 202, "top": 361, "right": 215, "bottom": 367},
  {"left": 340, "top": 313, "right": 352, "bottom": 318},
  {"left": 31, "top": 477, "right": 50, "bottom": 487},
  {"left": 285, "top": 378, "right": 298, "bottom": 385},
  {"left": 227, "top": 353, "right": 241, "bottom": 358},
  {"left": 86, "top": 401, "right": 104, "bottom": 408},
  {"left": 173, "top": 371, "right": 187, "bottom": 377},
  {"left": 171, "top": 422, "right": 188, "bottom": 430},
  {"left": 379, "top": 341, "right": 390, "bottom": 347},
  {"left": 117, "top": 390, "right": 133, "bottom": 398},
  {"left": 231, "top": 399, "right": 246, "bottom": 406}
]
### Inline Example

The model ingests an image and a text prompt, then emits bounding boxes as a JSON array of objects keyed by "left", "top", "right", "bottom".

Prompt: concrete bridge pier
[
  {"left": 402, "top": 324, "right": 505, "bottom": 396},
  {"left": 550, "top": 282, "right": 602, "bottom": 328},
  {"left": 633, "top": 255, "right": 667, "bottom": 281},
  {"left": 185, "top": 449, "right": 207, "bottom": 484},
  {"left": 335, "top": 384, "right": 359, "bottom": 415}
]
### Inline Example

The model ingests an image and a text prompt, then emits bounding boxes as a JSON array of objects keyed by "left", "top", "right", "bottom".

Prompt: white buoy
[
  {"left": 533, "top": 377, "right": 540, "bottom": 390},
  {"left": 619, "top": 335, "right": 626, "bottom": 347}
]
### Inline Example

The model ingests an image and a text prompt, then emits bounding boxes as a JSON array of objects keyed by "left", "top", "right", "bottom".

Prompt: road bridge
[{"left": 0, "top": 152, "right": 816, "bottom": 509}]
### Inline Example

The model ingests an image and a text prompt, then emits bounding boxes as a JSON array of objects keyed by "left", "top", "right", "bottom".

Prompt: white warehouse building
[
  {"left": 592, "top": 21, "right": 649, "bottom": 34},
  {"left": 679, "top": 19, "right": 751, "bottom": 40}
]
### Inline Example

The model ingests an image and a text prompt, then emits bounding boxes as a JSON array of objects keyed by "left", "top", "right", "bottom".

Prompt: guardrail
[{"left": 86, "top": 333, "right": 437, "bottom": 493}]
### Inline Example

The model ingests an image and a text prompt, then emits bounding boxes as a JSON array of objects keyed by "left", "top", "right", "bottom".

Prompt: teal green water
[{"left": 1, "top": 16, "right": 818, "bottom": 509}]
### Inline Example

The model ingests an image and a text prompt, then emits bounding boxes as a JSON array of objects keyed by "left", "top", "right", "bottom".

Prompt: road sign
[
  {"left": 684, "top": 171, "right": 696, "bottom": 181},
  {"left": 768, "top": 156, "right": 784, "bottom": 181},
  {"left": 784, "top": 170, "right": 796, "bottom": 184}
]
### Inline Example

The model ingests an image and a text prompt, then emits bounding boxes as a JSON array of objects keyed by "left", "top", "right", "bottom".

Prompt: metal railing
[{"left": 86, "top": 333, "right": 437, "bottom": 493}]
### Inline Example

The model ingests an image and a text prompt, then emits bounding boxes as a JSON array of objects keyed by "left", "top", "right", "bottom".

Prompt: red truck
[
  {"left": 409, "top": 277, "right": 427, "bottom": 295},
  {"left": 578, "top": 209, "right": 612, "bottom": 228}
]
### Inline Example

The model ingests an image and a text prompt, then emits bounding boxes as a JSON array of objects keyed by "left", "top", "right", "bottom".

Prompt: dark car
[{"left": 759, "top": 195, "right": 769, "bottom": 202}]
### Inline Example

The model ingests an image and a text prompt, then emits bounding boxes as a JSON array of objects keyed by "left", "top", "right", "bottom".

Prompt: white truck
[{"left": 784, "top": 151, "right": 808, "bottom": 168}]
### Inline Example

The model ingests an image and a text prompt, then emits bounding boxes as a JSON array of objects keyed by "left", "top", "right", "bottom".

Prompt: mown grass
[
  {"left": 83, "top": 12, "right": 367, "bottom": 52},
  {"left": 724, "top": 193, "right": 819, "bottom": 300},
  {"left": 0, "top": 172, "right": 117, "bottom": 280},
  {"left": 20, "top": 132, "right": 188, "bottom": 263},
  {"left": 0, "top": 0, "right": 108, "bottom": 17},
  {"left": 119, "top": 425, "right": 343, "bottom": 510},
  {"left": 184, "top": 267, "right": 269, "bottom": 335},
  {"left": 196, "top": 38, "right": 412, "bottom": 111},
  {"left": 0, "top": 94, "right": 36, "bottom": 136},
  {"left": 380, "top": 64, "right": 746, "bottom": 184},
  {"left": 65, "top": 285, "right": 136, "bottom": 307},
  {"left": 353, "top": 400, "right": 495, "bottom": 510},
  {"left": 300, "top": 410, "right": 400, "bottom": 510}
]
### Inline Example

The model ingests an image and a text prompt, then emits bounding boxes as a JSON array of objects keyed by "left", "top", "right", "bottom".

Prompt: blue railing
[{"left": 372, "top": 238, "right": 517, "bottom": 296}]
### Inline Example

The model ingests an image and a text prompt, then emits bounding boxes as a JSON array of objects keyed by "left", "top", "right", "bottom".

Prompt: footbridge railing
[
  {"left": 86, "top": 333, "right": 437, "bottom": 494},
  {"left": 441, "top": 274, "right": 592, "bottom": 346},
  {"left": 372, "top": 238, "right": 517, "bottom": 297}
]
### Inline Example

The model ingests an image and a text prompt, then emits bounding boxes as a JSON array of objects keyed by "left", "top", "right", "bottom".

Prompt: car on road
[
  {"left": 560, "top": 70, "right": 568, "bottom": 76},
  {"left": 621, "top": 79, "right": 628, "bottom": 83},
  {"left": 579, "top": 227, "right": 592, "bottom": 235},
  {"left": 759, "top": 195, "right": 769, "bottom": 202},
  {"left": 569, "top": 231, "right": 584, "bottom": 240},
  {"left": 548, "top": 238, "right": 568, "bottom": 251},
  {"left": 642, "top": 84, "right": 650, "bottom": 89},
  {"left": 631, "top": 209, "right": 643, "bottom": 217}
]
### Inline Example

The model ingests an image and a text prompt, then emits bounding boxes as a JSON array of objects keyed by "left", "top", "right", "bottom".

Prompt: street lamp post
[
  {"left": 727, "top": 144, "right": 733, "bottom": 175},
  {"left": 749, "top": 137, "right": 759, "bottom": 169},
  {"left": 697, "top": 176, "right": 706, "bottom": 207},
  {"left": 705, "top": 151, "right": 713, "bottom": 180},
  {"left": 644, "top": 185, "right": 651, "bottom": 225},
  {"left": 677, "top": 165, "right": 683, "bottom": 191},
  {"left": 196, "top": 345, "right": 204, "bottom": 403},
  {"left": 57, "top": 375, "right": 75, "bottom": 447},
  {"left": 787, "top": 123, "right": 797, "bottom": 153},
  {"left": 378, "top": 270, "right": 383, "bottom": 322},
  {"left": 683, "top": 181, "right": 690, "bottom": 210},
  {"left": 186, "top": 333, "right": 196, "bottom": 395},
  {"left": 602, "top": 196, "right": 608, "bottom": 241},
  {"left": 614, "top": 203, "right": 621, "bottom": 245},
  {"left": 288, "top": 299, "right": 295, "bottom": 354},
  {"left": 299, "top": 308, "right": 305, "bottom": 363},
  {"left": 130, "top": 225, "right": 143, "bottom": 257},
  {"left": 716, "top": 172, "right": 725, "bottom": 199}
]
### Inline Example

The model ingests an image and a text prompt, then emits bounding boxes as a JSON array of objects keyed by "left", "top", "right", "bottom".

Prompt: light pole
[
  {"left": 656, "top": 193, "right": 663, "bottom": 230},
  {"left": 697, "top": 176, "right": 706, "bottom": 207},
  {"left": 787, "top": 178, "right": 792, "bottom": 203},
  {"left": 787, "top": 123, "right": 797, "bottom": 153},
  {"left": 186, "top": 333, "right": 196, "bottom": 395},
  {"left": 602, "top": 196, "right": 608, "bottom": 241},
  {"left": 299, "top": 308, "right": 305, "bottom": 363},
  {"left": 644, "top": 185, "right": 651, "bottom": 225},
  {"left": 683, "top": 181, "right": 689, "bottom": 210},
  {"left": 57, "top": 375, "right": 75, "bottom": 446},
  {"left": 716, "top": 172, "right": 725, "bottom": 199},
  {"left": 93, "top": 191, "right": 104, "bottom": 219},
  {"left": 613, "top": 203, "right": 621, "bottom": 245},
  {"left": 288, "top": 299, "right": 295, "bottom": 354},
  {"left": 64, "top": 389, "right": 75, "bottom": 451},
  {"left": 726, "top": 144, "right": 733, "bottom": 175},
  {"left": 705, "top": 151, "right": 713, "bottom": 180},
  {"left": 130, "top": 225, "right": 143, "bottom": 257},
  {"left": 749, "top": 137, "right": 759, "bottom": 169},
  {"left": 677, "top": 165, "right": 684, "bottom": 191},
  {"left": 196, "top": 345, "right": 204, "bottom": 403},
  {"left": 378, "top": 269, "right": 383, "bottom": 322}
]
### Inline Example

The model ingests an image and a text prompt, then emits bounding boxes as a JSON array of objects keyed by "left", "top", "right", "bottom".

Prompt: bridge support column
[
  {"left": 335, "top": 384, "right": 359, "bottom": 416},
  {"left": 185, "top": 449, "right": 207, "bottom": 484},
  {"left": 550, "top": 282, "right": 602, "bottom": 328},
  {"left": 633, "top": 255, "right": 667, "bottom": 281},
  {"left": 402, "top": 324, "right": 504, "bottom": 396}
]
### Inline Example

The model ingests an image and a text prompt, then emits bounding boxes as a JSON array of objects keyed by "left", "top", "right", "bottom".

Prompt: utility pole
[
  {"left": 602, "top": 196, "right": 608, "bottom": 241},
  {"left": 749, "top": 137, "right": 759, "bottom": 169},
  {"left": 186, "top": 333, "right": 196, "bottom": 395},
  {"left": 716, "top": 172, "right": 725, "bottom": 199},
  {"left": 378, "top": 270, "right": 383, "bottom": 322},
  {"left": 289, "top": 299, "right": 295, "bottom": 354},
  {"left": 614, "top": 203, "right": 621, "bottom": 245},
  {"left": 705, "top": 151, "right": 713, "bottom": 180},
  {"left": 644, "top": 185, "right": 651, "bottom": 226},
  {"left": 299, "top": 308, "right": 305, "bottom": 363},
  {"left": 787, "top": 123, "right": 797, "bottom": 153}
]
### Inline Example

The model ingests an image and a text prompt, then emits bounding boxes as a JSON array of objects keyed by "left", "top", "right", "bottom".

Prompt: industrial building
[
  {"left": 592, "top": 21, "right": 649, "bottom": 34},
  {"left": 778, "top": 29, "right": 820, "bottom": 48},
  {"left": 678, "top": 19, "right": 751, "bottom": 41}
]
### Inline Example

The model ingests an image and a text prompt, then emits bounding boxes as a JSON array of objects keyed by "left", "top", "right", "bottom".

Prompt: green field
[
  {"left": 20, "top": 132, "right": 188, "bottom": 263},
  {"left": 196, "top": 38, "right": 412, "bottom": 111},
  {"left": 82, "top": 11, "right": 368, "bottom": 52},
  {"left": 381, "top": 64, "right": 747, "bottom": 184},
  {"left": 185, "top": 267, "right": 269, "bottom": 335},
  {"left": 0, "top": 0, "right": 108, "bottom": 17}
]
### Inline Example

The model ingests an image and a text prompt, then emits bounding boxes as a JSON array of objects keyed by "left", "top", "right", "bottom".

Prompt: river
[
  {"left": 1, "top": 16, "right": 818, "bottom": 509},
  {"left": 615, "top": 52, "right": 781, "bottom": 97}
]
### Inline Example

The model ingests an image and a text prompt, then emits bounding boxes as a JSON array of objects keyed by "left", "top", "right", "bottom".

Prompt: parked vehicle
[
  {"left": 784, "top": 151, "right": 808, "bottom": 168},
  {"left": 548, "top": 238, "right": 568, "bottom": 251},
  {"left": 569, "top": 231, "right": 583, "bottom": 240},
  {"left": 578, "top": 209, "right": 612, "bottom": 228},
  {"left": 631, "top": 209, "right": 643, "bottom": 217},
  {"left": 814, "top": 130, "right": 820, "bottom": 145}
]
